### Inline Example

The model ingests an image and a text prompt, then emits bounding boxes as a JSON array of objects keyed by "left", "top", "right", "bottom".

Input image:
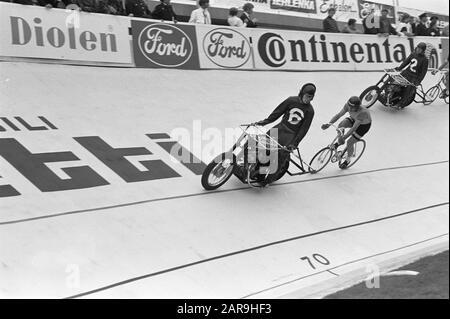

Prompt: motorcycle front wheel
[{"left": 201, "top": 152, "right": 235, "bottom": 190}]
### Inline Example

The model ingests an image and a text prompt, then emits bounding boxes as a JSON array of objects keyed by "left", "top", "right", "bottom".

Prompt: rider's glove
[
  {"left": 254, "top": 120, "right": 267, "bottom": 126},
  {"left": 286, "top": 144, "right": 296, "bottom": 151},
  {"left": 321, "top": 123, "right": 330, "bottom": 130},
  {"left": 338, "top": 136, "right": 346, "bottom": 145}
]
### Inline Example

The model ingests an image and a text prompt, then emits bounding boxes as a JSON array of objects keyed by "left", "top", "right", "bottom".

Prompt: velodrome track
[{"left": 0, "top": 61, "right": 448, "bottom": 298}]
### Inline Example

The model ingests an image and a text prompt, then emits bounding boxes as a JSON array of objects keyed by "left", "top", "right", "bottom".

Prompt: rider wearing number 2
[
  {"left": 321, "top": 96, "right": 372, "bottom": 169},
  {"left": 385, "top": 42, "right": 428, "bottom": 106},
  {"left": 395, "top": 42, "right": 429, "bottom": 86},
  {"left": 388, "top": 42, "right": 429, "bottom": 104}
]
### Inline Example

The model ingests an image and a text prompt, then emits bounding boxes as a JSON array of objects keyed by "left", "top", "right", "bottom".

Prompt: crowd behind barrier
[
  {"left": 3, "top": 0, "right": 449, "bottom": 36},
  {"left": 0, "top": 1, "right": 448, "bottom": 72}
]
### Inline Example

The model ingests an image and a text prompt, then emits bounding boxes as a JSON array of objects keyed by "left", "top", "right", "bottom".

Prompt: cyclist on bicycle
[
  {"left": 431, "top": 55, "right": 449, "bottom": 99},
  {"left": 321, "top": 96, "right": 372, "bottom": 169}
]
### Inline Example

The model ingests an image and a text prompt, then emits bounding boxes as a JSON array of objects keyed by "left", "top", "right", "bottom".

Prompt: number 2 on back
[{"left": 409, "top": 59, "right": 418, "bottom": 73}]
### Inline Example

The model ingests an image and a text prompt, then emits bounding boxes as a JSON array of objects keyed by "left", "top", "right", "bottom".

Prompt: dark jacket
[
  {"left": 410, "top": 22, "right": 417, "bottom": 34},
  {"left": 97, "top": 0, "right": 125, "bottom": 15},
  {"left": 258, "top": 96, "right": 315, "bottom": 147},
  {"left": 75, "top": 0, "right": 96, "bottom": 12},
  {"left": 323, "top": 16, "right": 340, "bottom": 33},
  {"left": 240, "top": 12, "right": 257, "bottom": 28},
  {"left": 415, "top": 23, "right": 429, "bottom": 36},
  {"left": 125, "top": 0, "right": 151, "bottom": 17},
  {"left": 397, "top": 52, "right": 429, "bottom": 85},
  {"left": 152, "top": 3, "right": 177, "bottom": 21},
  {"left": 378, "top": 16, "right": 397, "bottom": 35}
]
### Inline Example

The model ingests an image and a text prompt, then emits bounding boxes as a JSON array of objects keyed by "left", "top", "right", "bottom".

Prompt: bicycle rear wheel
[
  {"left": 424, "top": 85, "right": 441, "bottom": 105},
  {"left": 309, "top": 147, "right": 333, "bottom": 173},
  {"left": 339, "top": 140, "right": 366, "bottom": 169}
]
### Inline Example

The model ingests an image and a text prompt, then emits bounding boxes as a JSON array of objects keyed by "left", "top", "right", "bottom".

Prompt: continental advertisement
[{"left": 0, "top": 3, "right": 446, "bottom": 71}]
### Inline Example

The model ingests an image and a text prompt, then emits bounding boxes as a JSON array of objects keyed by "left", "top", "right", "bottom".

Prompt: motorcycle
[
  {"left": 201, "top": 124, "right": 313, "bottom": 190},
  {"left": 359, "top": 69, "right": 429, "bottom": 109}
]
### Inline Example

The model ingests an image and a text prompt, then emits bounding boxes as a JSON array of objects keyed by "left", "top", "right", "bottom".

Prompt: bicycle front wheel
[
  {"left": 339, "top": 140, "right": 366, "bottom": 169},
  {"left": 309, "top": 147, "right": 333, "bottom": 173}
]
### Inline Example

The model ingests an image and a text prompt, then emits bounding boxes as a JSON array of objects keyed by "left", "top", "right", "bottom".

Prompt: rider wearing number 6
[
  {"left": 254, "top": 83, "right": 316, "bottom": 150},
  {"left": 321, "top": 96, "right": 372, "bottom": 169},
  {"left": 253, "top": 83, "right": 316, "bottom": 178}
]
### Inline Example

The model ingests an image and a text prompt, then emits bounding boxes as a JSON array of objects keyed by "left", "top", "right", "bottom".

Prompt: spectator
[
  {"left": 396, "top": 14, "right": 414, "bottom": 36},
  {"left": 409, "top": 16, "right": 418, "bottom": 34},
  {"left": 415, "top": 13, "right": 430, "bottom": 36},
  {"left": 240, "top": 3, "right": 257, "bottom": 28},
  {"left": 125, "top": 0, "right": 151, "bottom": 18},
  {"left": 97, "top": 0, "right": 125, "bottom": 15},
  {"left": 228, "top": 7, "right": 244, "bottom": 27},
  {"left": 428, "top": 16, "right": 441, "bottom": 36},
  {"left": 442, "top": 24, "right": 449, "bottom": 37},
  {"left": 54, "top": 0, "right": 65, "bottom": 8},
  {"left": 189, "top": 0, "right": 211, "bottom": 24},
  {"left": 323, "top": 7, "right": 339, "bottom": 33},
  {"left": 378, "top": 8, "right": 397, "bottom": 35},
  {"left": 341, "top": 18, "right": 360, "bottom": 33},
  {"left": 74, "top": 0, "right": 96, "bottom": 12},
  {"left": 62, "top": 0, "right": 80, "bottom": 10},
  {"left": 152, "top": 0, "right": 177, "bottom": 22},
  {"left": 38, "top": 0, "right": 63, "bottom": 8}
]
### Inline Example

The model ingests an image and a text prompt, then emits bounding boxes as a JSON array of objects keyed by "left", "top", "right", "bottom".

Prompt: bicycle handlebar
[{"left": 324, "top": 123, "right": 344, "bottom": 136}]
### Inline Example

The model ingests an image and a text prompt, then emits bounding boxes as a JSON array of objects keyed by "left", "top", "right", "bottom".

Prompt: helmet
[
  {"left": 417, "top": 42, "right": 427, "bottom": 51},
  {"left": 299, "top": 83, "right": 316, "bottom": 97},
  {"left": 348, "top": 96, "right": 361, "bottom": 107}
]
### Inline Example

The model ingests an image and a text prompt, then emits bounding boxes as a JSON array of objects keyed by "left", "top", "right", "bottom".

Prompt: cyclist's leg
[
  {"left": 345, "top": 136, "right": 358, "bottom": 161},
  {"left": 334, "top": 118, "right": 353, "bottom": 149},
  {"left": 341, "top": 123, "right": 371, "bottom": 167}
]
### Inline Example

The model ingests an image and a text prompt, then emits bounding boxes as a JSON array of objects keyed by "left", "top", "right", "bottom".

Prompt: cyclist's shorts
[{"left": 346, "top": 117, "right": 371, "bottom": 140}]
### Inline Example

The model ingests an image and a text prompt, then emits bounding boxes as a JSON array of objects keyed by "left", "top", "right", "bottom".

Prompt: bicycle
[
  {"left": 424, "top": 69, "right": 449, "bottom": 105},
  {"left": 308, "top": 124, "right": 367, "bottom": 173}
]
